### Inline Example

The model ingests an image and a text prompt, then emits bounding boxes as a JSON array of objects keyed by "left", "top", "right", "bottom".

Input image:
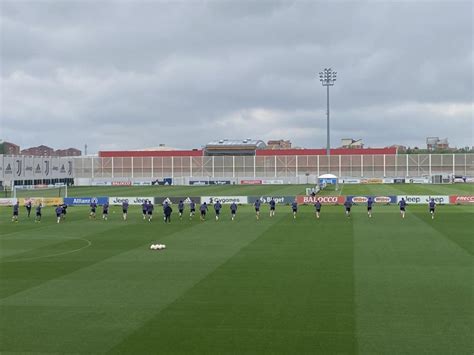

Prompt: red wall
[
  {"left": 99, "top": 150, "right": 203, "bottom": 158},
  {"left": 256, "top": 147, "right": 397, "bottom": 156},
  {"left": 99, "top": 147, "right": 397, "bottom": 158}
]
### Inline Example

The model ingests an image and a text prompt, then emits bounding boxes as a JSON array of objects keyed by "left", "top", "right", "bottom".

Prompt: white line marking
[{"left": 1, "top": 237, "right": 92, "bottom": 262}]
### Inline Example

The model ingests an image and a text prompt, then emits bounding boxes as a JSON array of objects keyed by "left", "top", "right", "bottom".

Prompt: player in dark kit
[
  {"left": 269, "top": 198, "right": 276, "bottom": 217},
  {"left": 55, "top": 205, "right": 63, "bottom": 224},
  {"left": 367, "top": 197, "right": 373, "bottom": 218},
  {"left": 122, "top": 200, "right": 129, "bottom": 221},
  {"left": 291, "top": 200, "right": 298, "bottom": 219},
  {"left": 164, "top": 203, "right": 173, "bottom": 223},
  {"left": 102, "top": 202, "right": 109, "bottom": 221},
  {"left": 61, "top": 204, "right": 68, "bottom": 220},
  {"left": 230, "top": 202, "right": 238, "bottom": 221},
  {"left": 146, "top": 202, "right": 154, "bottom": 222},
  {"left": 254, "top": 199, "right": 261, "bottom": 220},
  {"left": 35, "top": 203, "right": 42, "bottom": 223},
  {"left": 214, "top": 200, "right": 222, "bottom": 221},
  {"left": 200, "top": 202, "right": 208, "bottom": 221},
  {"left": 344, "top": 199, "right": 352, "bottom": 217},
  {"left": 178, "top": 200, "right": 184, "bottom": 220},
  {"left": 189, "top": 200, "right": 196, "bottom": 219},
  {"left": 314, "top": 200, "right": 322, "bottom": 219},
  {"left": 90, "top": 201, "right": 97, "bottom": 219},
  {"left": 12, "top": 201, "right": 19, "bottom": 222},
  {"left": 142, "top": 200, "right": 148, "bottom": 220},
  {"left": 429, "top": 198, "right": 436, "bottom": 219},
  {"left": 398, "top": 198, "right": 407, "bottom": 219},
  {"left": 25, "top": 200, "right": 32, "bottom": 218},
  {"left": 162, "top": 201, "right": 168, "bottom": 222}
]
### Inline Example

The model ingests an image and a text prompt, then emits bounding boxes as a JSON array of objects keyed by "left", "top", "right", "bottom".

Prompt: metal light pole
[{"left": 319, "top": 68, "right": 337, "bottom": 155}]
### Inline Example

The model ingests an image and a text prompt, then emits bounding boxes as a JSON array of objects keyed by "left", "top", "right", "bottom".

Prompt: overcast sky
[{"left": 1, "top": 0, "right": 473, "bottom": 153}]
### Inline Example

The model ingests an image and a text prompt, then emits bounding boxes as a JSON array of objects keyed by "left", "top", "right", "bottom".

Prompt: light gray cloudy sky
[{"left": 1, "top": 0, "right": 473, "bottom": 153}]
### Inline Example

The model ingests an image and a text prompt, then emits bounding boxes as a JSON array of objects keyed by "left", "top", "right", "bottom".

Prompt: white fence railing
[{"left": 72, "top": 154, "right": 474, "bottom": 180}]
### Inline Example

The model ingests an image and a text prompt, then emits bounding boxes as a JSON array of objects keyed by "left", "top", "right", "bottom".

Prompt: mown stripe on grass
[
  {"left": 0, "top": 214, "right": 199, "bottom": 299},
  {"left": 411, "top": 205, "right": 473, "bottom": 255},
  {"left": 109, "top": 208, "right": 358, "bottom": 354},
  {"left": 0, "top": 211, "right": 281, "bottom": 354},
  {"left": 353, "top": 207, "right": 473, "bottom": 354}
]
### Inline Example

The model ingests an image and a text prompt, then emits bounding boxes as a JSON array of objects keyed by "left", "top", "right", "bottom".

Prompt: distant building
[
  {"left": 20, "top": 145, "right": 82, "bottom": 156},
  {"left": 55, "top": 148, "right": 82, "bottom": 157},
  {"left": 204, "top": 139, "right": 266, "bottom": 156},
  {"left": 266, "top": 140, "right": 292, "bottom": 150},
  {"left": 340, "top": 138, "right": 364, "bottom": 149},
  {"left": 426, "top": 137, "right": 449, "bottom": 151},
  {"left": 388, "top": 144, "right": 407, "bottom": 153},
  {"left": 21, "top": 145, "right": 55, "bottom": 156},
  {"left": 0, "top": 141, "right": 20, "bottom": 155}
]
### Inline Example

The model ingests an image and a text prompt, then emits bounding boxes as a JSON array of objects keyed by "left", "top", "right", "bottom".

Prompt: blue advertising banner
[
  {"left": 152, "top": 178, "right": 173, "bottom": 186},
  {"left": 346, "top": 195, "right": 397, "bottom": 204},
  {"left": 64, "top": 197, "right": 109, "bottom": 205}
]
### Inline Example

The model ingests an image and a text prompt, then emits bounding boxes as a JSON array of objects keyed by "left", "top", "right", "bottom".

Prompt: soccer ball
[
  {"left": 150, "top": 244, "right": 157, "bottom": 250},
  {"left": 162, "top": 244, "right": 166, "bottom": 249}
]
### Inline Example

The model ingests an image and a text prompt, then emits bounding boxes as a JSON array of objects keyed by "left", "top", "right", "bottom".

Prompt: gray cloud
[{"left": 1, "top": 0, "right": 473, "bottom": 153}]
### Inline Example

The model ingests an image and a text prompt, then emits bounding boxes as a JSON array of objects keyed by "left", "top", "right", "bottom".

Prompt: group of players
[
  {"left": 10, "top": 200, "right": 68, "bottom": 223},
  {"left": 10, "top": 196, "right": 438, "bottom": 223}
]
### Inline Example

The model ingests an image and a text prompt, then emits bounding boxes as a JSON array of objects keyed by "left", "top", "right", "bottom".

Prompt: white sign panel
[
  {"left": 109, "top": 197, "right": 154, "bottom": 205},
  {"left": 262, "top": 180, "right": 284, "bottom": 185},
  {"left": 397, "top": 195, "right": 450, "bottom": 204},
  {"left": 201, "top": 196, "right": 248, "bottom": 204},
  {"left": 339, "top": 178, "right": 361, "bottom": 184},
  {"left": 407, "top": 178, "right": 430, "bottom": 184},
  {"left": 0, "top": 198, "right": 17, "bottom": 206}
]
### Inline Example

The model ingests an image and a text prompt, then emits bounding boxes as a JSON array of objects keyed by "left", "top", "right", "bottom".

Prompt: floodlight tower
[{"left": 319, "top": 68, "right": 337, "bottom": 155}]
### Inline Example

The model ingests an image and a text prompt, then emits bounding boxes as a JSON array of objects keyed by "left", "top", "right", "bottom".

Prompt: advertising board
[
  {"left": 201, "top": 196, "right": 248, "bottom": 204},
  {"left": 407, "top": 178, "right": 430, "bottom": 184},
  {"left": 152, "top": 178, "right": 173, "bottom": 186},
  {"left": 346, "top": 195, "right": 397, "bottom": 204},
  {"left": 449, "top": 195, "right": 474, "bottom": 205},
  {"left": 262, "top": 180, "right": 284, "bottom": 185},
  {"left": 241, "top": 180, "right": 262, "bottom": 185},
  {"left": 296, "top": 195, "right": 345, "bottom": 205},
  {"left": 63, "top": 197, "right": 109, "bottom": 205},
  {"left": 111, "top": 181, "right": 132, "bottom": 186},
  {"left": 360, "top": 178, "right": 384, "bottom": 184},
  {"left": 209, "top": 180, "right": 231, "bottom": 185},
  {"left": 109, "top": 197, "right": 154, "bottom": 205},
  {"left": 19, "top": 197, "right": 64, "bottom": 206},
  {"left": 396, "top": 195, "right": 450, "bottom": 204},
  {"left": 247, "top": 196, "right": 295, "bottom": 204},
  {"left": 339, "top": 178, "right": 361, "bottom": 184},
  {"left": 0, "top": 198, "right": 17, "bottom": 206},
  {"left": 154, "top": 196, "right": 200, "bottom": 205},
  {"left": 393, "top": 178, "right": 406, "bottom": 184}
]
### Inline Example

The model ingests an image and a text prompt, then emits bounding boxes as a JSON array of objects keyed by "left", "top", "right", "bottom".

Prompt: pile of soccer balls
[{"left": 150, "top": 244, "right": 166, "bottom": 250}]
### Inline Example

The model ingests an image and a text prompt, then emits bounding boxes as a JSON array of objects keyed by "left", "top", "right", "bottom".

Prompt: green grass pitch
[{"left": 1, "top": 184, "right": 473, "bottom": 354}]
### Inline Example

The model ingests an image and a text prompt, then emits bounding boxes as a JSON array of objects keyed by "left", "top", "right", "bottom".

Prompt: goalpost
[{"left": 13, "top": 184, "right": 68, "bottom": 199}]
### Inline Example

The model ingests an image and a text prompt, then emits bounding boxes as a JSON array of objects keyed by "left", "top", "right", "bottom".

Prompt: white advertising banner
[
  {"left": 407, "top": 178, "right": 431, "bottom": 184},
  {"left": 397, "top": 195, "right": 450, "bottom": 204},
  {"left": 109, "top": 197, "right": 154, "bottom": 205},
  {"left": 339, "top": 178, "right": 361, "bottom": 184},
  {"left": 0, "top": 198, "right": 17, "bottom": 206},
  {"left": 262, "top": 180, "right": 284, "bottom": 185},
  {"left": 201, "top": 196, "right": 248, "bottom": 204}
]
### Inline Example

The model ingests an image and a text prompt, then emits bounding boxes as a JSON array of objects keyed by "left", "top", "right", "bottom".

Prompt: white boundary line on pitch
[
  {"left": 338, "top": 183, "right": 344, "bottom": 196},
  {"left": 1, "top": 237, "right": 92, "bottom": 263}
]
